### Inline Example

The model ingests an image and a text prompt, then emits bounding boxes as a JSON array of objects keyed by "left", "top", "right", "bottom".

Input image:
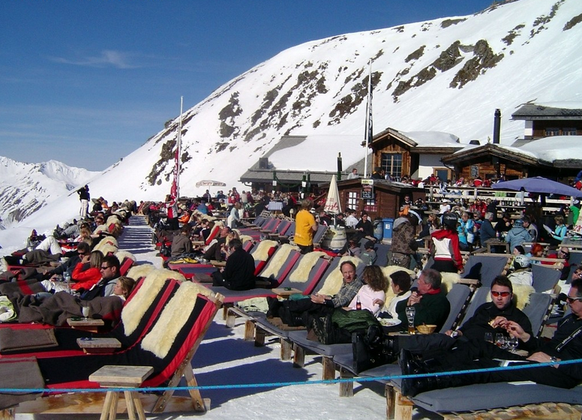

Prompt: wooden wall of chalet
[
  {"left": 458, "top": 161, "right": 525, "bottom": 180},
  {"left": 337, "top": 183, "right": 423, "bottom": 219},
  {"left": 372, "top": 142, "right": 411, "bottom": 176},
  {"left": 531, "top": 121, "right": 582, "bottom": 139}
]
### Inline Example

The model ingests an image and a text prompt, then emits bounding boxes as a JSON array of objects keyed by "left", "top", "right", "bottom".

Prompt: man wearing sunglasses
[
  {"left": 399, "top": 278, "right": 582, "bottom": 397},
  {"left": 377, "top": 276, "right": 532, "bottom": 356},
  {"left": 448, "top": 275, "right": 532, "bottom": 342}
]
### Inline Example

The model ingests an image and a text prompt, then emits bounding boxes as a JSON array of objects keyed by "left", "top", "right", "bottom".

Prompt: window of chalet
[
  {"left": 364, "top": 200, "right": 377, "bottom": 213},
  {"left": 563, "top": 127, "right": 577, "bottom": 136},
  {"left": 381, "top": 153, "right": 402, "bottom": 179},
  {"left": 347, "top": 191, "right": 358, "bottom": 210},
  {"left": 545, "top": 127, "right": 560, "bottom": 136}
]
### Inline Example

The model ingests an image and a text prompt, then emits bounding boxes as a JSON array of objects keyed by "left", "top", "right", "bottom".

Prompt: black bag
[
  {"left": 159, "top": 242, "right": 171, "bottom": 257},
  {"left": 351, "top": 326, "right": 396, "bottom": 374}
]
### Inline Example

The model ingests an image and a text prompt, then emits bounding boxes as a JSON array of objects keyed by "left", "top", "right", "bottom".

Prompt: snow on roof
[
  {"left": 268, "top": 134, "right": 364, "bottom": 171},
  {"left": 533, "top": 101, "right": 582, "bottom": 110},
  {"left": 519, "top": 135, "right": 582, "bottom": 162},
  {"left": 400, "top": 131, "right": 460, "bottom": 147}
]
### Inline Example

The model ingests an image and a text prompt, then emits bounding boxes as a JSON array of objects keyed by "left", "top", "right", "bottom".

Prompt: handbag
[{"left": 351, "top": 326, "right": 396, "bottom": 374}]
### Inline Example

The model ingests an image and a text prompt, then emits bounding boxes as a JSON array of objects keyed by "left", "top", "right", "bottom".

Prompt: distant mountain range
[
  {"left": 0, "top": 157, "right": 99, "bottom": 228},
  {"left": 2, "top": 0, "right": 582, "bottom": 229}
]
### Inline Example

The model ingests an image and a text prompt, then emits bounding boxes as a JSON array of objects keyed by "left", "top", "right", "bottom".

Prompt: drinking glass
[
  {"left": 507, "top": 336, "right": 519, "bottom": 352},
  {"left": 405, "top": 306, "right": 416, "bottom": 334},
  {"left": 484, "top": 332, "right": 493, "bottom": 343},
  {"left": 81, "top": 305, "right": 90, "bottom": 321},
  {"left": 495, "top": 333, "right": 506, "bottom": 349}
]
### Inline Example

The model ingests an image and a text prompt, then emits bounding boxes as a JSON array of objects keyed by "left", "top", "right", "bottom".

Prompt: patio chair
[{"left": 13, "top": 281, "right": 223, "bottom": 416}]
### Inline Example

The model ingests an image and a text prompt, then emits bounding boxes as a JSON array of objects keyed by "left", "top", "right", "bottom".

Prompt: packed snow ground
[{"left": 11, "top": 218, "right": 440, "bottom": 420}]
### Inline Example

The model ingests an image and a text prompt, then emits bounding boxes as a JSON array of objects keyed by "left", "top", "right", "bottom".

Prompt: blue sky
[{"left": 0, "top": 0, "right": 493, "bottom": 171}]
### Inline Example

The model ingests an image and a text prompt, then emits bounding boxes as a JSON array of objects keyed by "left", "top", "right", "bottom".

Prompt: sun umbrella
[
  {"left": 195, "top": 180, "right": 226, "bottom": 188},
  {"left": 323, "top": 175, "right": 342, "bottom": 215},
  {"left": 494, "top": 177, "right": 582, "bottom": 197}
]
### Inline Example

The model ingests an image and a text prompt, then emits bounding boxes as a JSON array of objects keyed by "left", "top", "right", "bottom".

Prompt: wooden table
[
  {"left": 89, "top": 365, "right": 153, "bottom": 420},
  {"left": 67, "top": 317, "right": 105, "bottom": 333},
  {"left": 485, "top": 239, "right": 510, "bottom": 254},
  {"left": 77, "top": 337, "right": 122, "bottom": 354},
  {"left": 272, "top": 287, "right": 302, "bottom": 298}
]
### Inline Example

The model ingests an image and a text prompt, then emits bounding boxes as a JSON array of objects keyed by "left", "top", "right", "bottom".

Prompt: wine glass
[
  {"left": 495, "top": 333, "right": 506, "bottom": 349},
  {"left": 405, "top": 306, "right": 416, "bottom": 334},
  {"left": 507, "top": 336, "right": 519, "bottom": 352},
  {"left": 484, "top": 332, "right": 493, "bottom": 343},
  {"left": 81, "top": 305, "right": 90, "bottom": 321}
]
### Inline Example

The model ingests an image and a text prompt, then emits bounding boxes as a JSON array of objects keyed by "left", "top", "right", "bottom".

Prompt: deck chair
[
  {"left": 248, "top": 256, "right": 362, "bottom": 342},
  {"left": 374, "top": 243, "right": 391, "bottom": 267},
  {"left": 14, "top": 282, "right": 223, "bottom": 416},
  {"left": 250, "top": 239, "right": 279, "bottom": 276},
  {"left": 522, "top": 292, "right": 555, "bottom": 337},
  {"left": 531, "top": 263, "right": 561, "bottom": 293},
  {"left": 439, "top": 283, "right": 473, "bottom": 333},
  {"left": 349, "top": 361, "right": 582, "bottom": 420},
  {"left": 0, "top": 268, "right": 183, "bottom": 356},
  {"left": 267, "top": 219, "right": 292, "bottom": 239},
  {"left": 210, "top": 244, "right": 301, "bottom": 305},
  {"left": 115, "top": 250, "right": 136, "bottom": 276},
  {"left": 226, "top": 252, "right": 330, "bottom": 341},
  {"left": 463, "top": 254, "right": 511, "bottom": 287},
  {"left": 269, "top": 256, "right": 365, "bottom": 376},
  {"left": 459, "top": 286, "right": 490, "bottom": 327},
  {"left": 312, "top": 224, "right": 329, "bottom": 247}
]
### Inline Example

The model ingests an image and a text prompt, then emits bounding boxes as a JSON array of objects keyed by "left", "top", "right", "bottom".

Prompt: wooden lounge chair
[
  {"left": 226, "top": 252, "right": 331, "bottom": 339},
  {"left": 0, "top": 268, "right": 184, "bottom": 356},
  {"left": 10, "top": 282, "right": 223, "bottom": 417}
]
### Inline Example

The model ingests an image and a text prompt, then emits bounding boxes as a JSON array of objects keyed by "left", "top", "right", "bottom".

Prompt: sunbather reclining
[
  {"left": 267, "top": 260, "right": 363, "bottom": 327},
  {"left": 397, "top": 278, "right": 582, "bottom": 397}
]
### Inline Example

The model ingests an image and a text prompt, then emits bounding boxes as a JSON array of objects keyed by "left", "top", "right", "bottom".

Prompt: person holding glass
[
  {"left": 395, "top": 269, "right": 450, "bottom": 332},
  {"left": 377, "top": 275, "right": 533, "bottom": 357}
]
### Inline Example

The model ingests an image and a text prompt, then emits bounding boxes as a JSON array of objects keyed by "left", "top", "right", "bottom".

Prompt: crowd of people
[{"left": 0, "top": 192, "right": 136, "bottom": 326}]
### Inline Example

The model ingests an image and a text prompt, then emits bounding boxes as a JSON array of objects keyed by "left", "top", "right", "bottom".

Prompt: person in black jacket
[
  {"left": 399, "top": 278, "right": 582, "bottom": 397},
  {"left": 77, "top": 185, "right": 90, "bottom": 219},
  {"left": 212, "top": 238, "right": 255, "bottom": 290}
]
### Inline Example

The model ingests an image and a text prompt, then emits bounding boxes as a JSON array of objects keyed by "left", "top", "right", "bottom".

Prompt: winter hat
[
  {"left": 442, "top": 212, "right": 459, "bottom": 229},
  {"left": 513, "top": 219, "right": 524, "bottom": 227},
  {"left": 514, "top": 254, "right": 531, "bottom": 269}
]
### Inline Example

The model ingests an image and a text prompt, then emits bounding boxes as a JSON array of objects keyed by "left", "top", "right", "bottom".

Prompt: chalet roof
[
  {"left": 336, "top": 178, "right": 422, "bottom": 194},
  {"left": 371, "top": 127, "right": 463, "bottom": 153},
  {"left": 444, "top": 136, "right": 582, "bottom": 169},
  {"left": 239, "top": 168, "right": 341, "bottom": 185},
  {"left": 442, "top": 143, "right": 541, "bottom": 166},
  {"left": 512, "top": 103, "right": 582, "bottom": 120}
]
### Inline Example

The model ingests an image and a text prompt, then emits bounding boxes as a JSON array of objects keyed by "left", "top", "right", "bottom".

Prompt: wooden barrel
[{"left": 322, "top": 226, "right": 347, "bottom": 252}]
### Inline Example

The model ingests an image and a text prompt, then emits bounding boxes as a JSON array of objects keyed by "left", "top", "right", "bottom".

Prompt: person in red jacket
[
  {"left": 429, "top": 213, "right": 463, "bottom": 273},
  {"left": 71, "top": 250, "right": 104, "bottom": 292}
]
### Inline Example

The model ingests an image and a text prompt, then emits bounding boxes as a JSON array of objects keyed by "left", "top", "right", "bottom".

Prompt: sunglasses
[
  {"left": 491, "top": 291, "right": 511, "bottom": 297},
  {"left": 567, "top": 296, "right": 582, "bottom": 303},
  {"left": 100, "top": 266, "right": 110, "bottom": 270}
]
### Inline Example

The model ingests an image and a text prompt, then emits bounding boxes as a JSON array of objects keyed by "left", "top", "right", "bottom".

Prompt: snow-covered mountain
[
  {"left": 0, "top": 157, "right": 99, "bottom": 228},
  {"left": 99, "top": 0, "right": 580, "bottom": 200},
  {"left": 1, "top": 0, "right": 582, "bottom": 247}
]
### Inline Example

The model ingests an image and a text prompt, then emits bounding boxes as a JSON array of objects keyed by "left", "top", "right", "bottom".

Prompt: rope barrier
[{"left": 0, "top": 357, "right": 580, "bottom": 394}]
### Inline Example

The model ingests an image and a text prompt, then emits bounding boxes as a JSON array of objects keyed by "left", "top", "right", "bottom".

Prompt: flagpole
[
  {"left": 363, "top": 62, "right": 372, "bottom": 178},
  {"left": 177, "top": 96, "right": 183, "bottom": 198}
]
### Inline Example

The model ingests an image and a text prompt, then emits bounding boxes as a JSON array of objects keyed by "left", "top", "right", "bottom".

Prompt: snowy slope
[
  {"left": 96, "top": 0, "right": 581, "bottom": 200},
  {"left": 0, "top": 157, "right": 99, "bottom": 228}
]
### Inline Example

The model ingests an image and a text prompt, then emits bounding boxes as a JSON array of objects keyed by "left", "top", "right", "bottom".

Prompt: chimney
[{"left": 493, "top": 109, "right": 501, "bottom": 144}]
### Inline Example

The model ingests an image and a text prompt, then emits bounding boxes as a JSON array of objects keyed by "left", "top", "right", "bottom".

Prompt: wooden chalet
[
  {"left": 334, "top": 178, "right": 424, "bottom": 220},
  {"left": 442, "top": 104, "right": 582, "bottom": 182},
  {"left": 369, "top": 127, "right": 463, "bottom": 182}
]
